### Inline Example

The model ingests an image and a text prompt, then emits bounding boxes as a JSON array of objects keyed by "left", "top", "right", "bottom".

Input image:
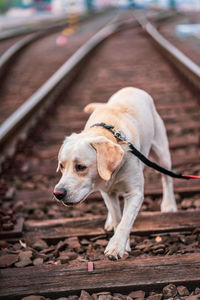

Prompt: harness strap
[{"left": 91, "top": 122, "right": 200, "bottom": 180}]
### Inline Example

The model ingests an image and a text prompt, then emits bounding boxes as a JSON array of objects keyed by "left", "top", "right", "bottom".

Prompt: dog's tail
[{"left": 84, "top": 103, "right": 105, "bottom": 114}]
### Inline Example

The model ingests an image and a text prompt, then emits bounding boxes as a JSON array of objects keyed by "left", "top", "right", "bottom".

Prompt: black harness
[{"left": 91, "top": 122, "right": 200, "bottom": 180}]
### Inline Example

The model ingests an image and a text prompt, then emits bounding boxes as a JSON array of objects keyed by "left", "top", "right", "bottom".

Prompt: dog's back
[
  {"left": 108, "top": 87, "right": 154, "bottom": 121},
  {"left": 84, "top": 87, "right": 160, "bottom": 155}
]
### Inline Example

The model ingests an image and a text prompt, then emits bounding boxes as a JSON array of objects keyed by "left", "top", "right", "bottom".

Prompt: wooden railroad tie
[
  {"left": 1, "top": 253, "right": 200, "bottom": 300},
  {"left": 24, "top": 211, "right": 200, "bottom": 241}
]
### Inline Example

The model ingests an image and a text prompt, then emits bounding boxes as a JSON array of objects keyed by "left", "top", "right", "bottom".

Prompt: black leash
[
  {"left": 91, "top": 122, "right": 200, "bottom": 180},
  {"left": 128, "top": 142, "right": 200, "bottom": 179}
]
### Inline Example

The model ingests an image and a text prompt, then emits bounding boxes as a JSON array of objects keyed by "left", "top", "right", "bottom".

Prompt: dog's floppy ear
[
  {"left": 84, "top": 103, "right": 105, "bottom": 114},
  {"left": 91, "top": 138, "right": 124, "bottom": 181}
]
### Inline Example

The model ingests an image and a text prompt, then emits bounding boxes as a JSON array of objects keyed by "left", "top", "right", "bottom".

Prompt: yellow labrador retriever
[{"left": 53, "top": 87, "right": 177, "bottom": 259}]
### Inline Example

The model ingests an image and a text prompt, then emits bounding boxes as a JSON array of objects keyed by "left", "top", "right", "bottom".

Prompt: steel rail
[
  {"left": 134, "top": 13, "right": 200, "bottom": 90},
  {"left": 0, "top": 31, "right": 49, "bottom": 73}
]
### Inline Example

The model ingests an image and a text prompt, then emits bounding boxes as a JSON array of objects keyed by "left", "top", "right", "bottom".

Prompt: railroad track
[
  {"left": 0, "top": 11, "right": 200, "bottom": 300},
  {"left": 0, "top": 9, "right": 120, "bottom": 160}
]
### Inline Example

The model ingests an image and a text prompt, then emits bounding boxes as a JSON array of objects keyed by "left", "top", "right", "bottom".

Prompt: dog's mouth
[
  {"left": 60, "top": 200, "right": 80, "bottom": 207},
  {"left": 53, "top": 193, "right": 89, "bottom": 207}
]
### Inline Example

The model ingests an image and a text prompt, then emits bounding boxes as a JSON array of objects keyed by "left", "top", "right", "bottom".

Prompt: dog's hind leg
[
  {"left": 101, "top": 191, "right": 121, "bottom": 232},
  {"left": 151, "top": 112, "right": 177, "bottom": 212}
]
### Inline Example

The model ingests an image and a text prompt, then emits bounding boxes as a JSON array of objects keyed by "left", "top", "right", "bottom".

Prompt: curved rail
[
  {"left": 0, "top": 31, "right": 48, "bottom": 73},
  {"left": 134, "top": 13, "right": 200, "bottom": 90}
]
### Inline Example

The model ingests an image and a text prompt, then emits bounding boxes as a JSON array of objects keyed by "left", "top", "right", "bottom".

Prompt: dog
[{"left": 53, "top": 87, "right": 177, "bottom": 259}]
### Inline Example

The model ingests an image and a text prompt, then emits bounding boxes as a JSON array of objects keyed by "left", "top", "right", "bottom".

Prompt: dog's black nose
[{"left": 53, "top": 188, "right": 67, "bottom": 200}]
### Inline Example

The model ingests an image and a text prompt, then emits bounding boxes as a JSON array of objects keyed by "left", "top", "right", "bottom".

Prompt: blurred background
[
  {"left": 0, "top": 0, "right": 199, "bottom": 16},
  {"left": 0, "top": 0, "right": 199, "bottom": 48}
]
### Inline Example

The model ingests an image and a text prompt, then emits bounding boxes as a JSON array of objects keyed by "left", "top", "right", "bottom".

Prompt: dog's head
[{"left": 53, "top": 133, "right": 124, "bottom": 206}]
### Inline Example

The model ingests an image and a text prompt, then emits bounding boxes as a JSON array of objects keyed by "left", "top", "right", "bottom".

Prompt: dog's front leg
[
  {"left": 104, "top": 187, "right": 143, "bottom": 260},
  {"left": 101, "top": 191, "right": 121, "bottom": 231}
]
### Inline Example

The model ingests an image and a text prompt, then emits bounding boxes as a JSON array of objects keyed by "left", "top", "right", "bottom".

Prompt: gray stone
[
  {"left": 181, "top": 199, "right": 193, "bottom": 209},
  {"left": 15, "top": 258, "right": 32, "bottom": 267},
  {"left": 0, "top": 254, "right": 18, "bottom": 268},
  {"left": 94, "top": 292, "right": 112, "bottom": 300},
  {"left": 80, "top": 239, "right": 90, "bottom": 246},
  {"left": 147, "top": 294, "right": 162, "bottom": 300},
  {"left": 66, "top": 237, "right": 81, "bottom": 251},
  {"left": 113, "top": 293, "right": 126, "bottom": 300},
  {"left": 59, "top": 251, "right": 77, "bottom": 261},
  {"left": 59, "top": 255, "right": 70, "bottom": 264},
  {"left": 177, "top": 286, "right": 189, "bottom": 296},
  {"left": 15, "top": 250, "right": 32, "bottom": 267},
  {"left": 195, "top": 288, "right": 200, "bottom": 295},
  {"left": 98, "top": 295, "right": 112, "bottom": 300},
  {"left": 79, "top": 290, "right": 93, "bottom": 300},
  {"left": 19, "top": 250, "right": 32, "bottom": 259},
  {"left": 33, "top": 258, "right": 44, "bottom": 266},
  {"left": 128, "top": 291, "right": 145, "bottom": 299},
  {"left": 163, "top": 284, "right": 177, "bottom": 298},
  {"left": 32, "top": 239, "right": 48, "bottom": 251}
]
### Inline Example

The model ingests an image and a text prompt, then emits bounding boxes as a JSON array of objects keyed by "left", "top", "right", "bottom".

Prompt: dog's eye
[
  {"left": 60, "top": 163, "right": 64, "bottom": 170},
  {"left": 75, "top": 164, "right": 87, "bottom": 172}
]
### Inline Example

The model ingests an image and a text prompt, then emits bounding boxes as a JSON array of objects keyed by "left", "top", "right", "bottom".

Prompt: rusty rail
[{"left": 134, "top": 13, "right": 200, "bottom": 90}]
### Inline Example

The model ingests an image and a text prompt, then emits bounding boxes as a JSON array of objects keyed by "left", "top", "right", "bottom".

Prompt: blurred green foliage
[{"left": 0, "top": 0, "right": 14, "bottom": 12}]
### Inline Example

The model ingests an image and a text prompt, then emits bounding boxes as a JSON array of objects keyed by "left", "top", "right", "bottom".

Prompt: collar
[{"left": 90, "top": 122, "right": 127, "bottom": 142}]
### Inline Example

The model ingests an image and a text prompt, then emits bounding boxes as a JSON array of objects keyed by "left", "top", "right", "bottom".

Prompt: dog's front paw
[
  {"left": 104, "top": 237, "right": 128, "bottom": 260},
  {"left": 161, "top": 202, "right": 177, "bottom": 212},
  {"left": 161, "top": 196, "right": 177, "bottom": 212}
]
